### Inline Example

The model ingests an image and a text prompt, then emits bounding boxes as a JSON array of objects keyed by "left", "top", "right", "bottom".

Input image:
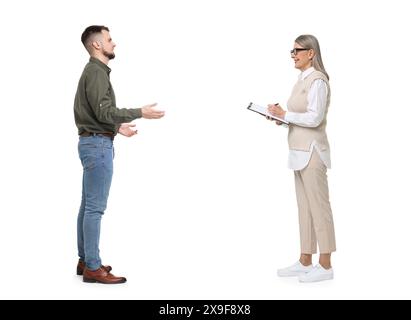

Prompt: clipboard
[{"left": 247, "top": 102, "right": 289, "bottom": 125}]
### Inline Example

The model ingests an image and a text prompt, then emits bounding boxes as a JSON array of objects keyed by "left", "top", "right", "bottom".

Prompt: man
[{"left": 74, "top": 25, "right": 165, "bottom": 284}]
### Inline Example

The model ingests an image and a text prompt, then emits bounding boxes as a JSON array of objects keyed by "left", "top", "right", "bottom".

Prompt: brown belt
[{"left": 80, "top": 132, "right": 114, "bottom": 139}]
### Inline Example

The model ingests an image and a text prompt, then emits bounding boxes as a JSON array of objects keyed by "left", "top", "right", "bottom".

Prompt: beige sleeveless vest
[{"left": 287, "top": 70, "right": 330, "bottom": 151}]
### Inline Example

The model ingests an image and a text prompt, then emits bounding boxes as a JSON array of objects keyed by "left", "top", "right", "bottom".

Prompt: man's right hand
[{"left": 141, "top": 103, "right": 165, "bottom": 119}]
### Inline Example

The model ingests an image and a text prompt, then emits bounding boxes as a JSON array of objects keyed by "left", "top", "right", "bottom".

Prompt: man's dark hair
[{"left": 81, "top": 25, "right": 110, "bottom": 46}]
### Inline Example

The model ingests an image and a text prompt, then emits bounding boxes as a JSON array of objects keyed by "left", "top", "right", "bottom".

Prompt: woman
[{"left": 269, "top": 35, "right": 336, "bottom": 283}]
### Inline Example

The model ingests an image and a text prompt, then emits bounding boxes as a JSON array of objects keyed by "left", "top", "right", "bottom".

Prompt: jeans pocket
[{"left": 79, "top": 140, "right": 98, "bottom": 148}]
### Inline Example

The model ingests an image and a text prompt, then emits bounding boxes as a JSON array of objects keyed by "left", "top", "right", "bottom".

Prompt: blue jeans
[{"left": 77, "top": 135, "right": 114, "bottom": 270}]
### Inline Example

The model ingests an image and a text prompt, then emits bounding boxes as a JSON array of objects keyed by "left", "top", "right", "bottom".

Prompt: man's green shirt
[{"left": 74, "top": 57, "right": 142, "bottom": 135}]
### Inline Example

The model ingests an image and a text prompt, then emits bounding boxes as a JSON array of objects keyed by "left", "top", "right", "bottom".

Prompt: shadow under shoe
[
  {"left": 77, "top": 260, "right": 112, "bottom": 275},
  {"left": 83, "top": 267, "right": 127, "bottom": 284}
]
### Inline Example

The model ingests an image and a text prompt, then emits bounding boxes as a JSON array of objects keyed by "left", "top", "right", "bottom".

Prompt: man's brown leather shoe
[
  {"left": 83, "top": 267, "right": 127, "bottom": 284},
  {"left": 76, "top": 260, "right": 112, "bottom": 275}
]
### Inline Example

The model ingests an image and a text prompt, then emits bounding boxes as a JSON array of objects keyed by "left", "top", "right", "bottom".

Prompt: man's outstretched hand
[{"left": 141, "top": 103, "right": 165, "bottom": 119}]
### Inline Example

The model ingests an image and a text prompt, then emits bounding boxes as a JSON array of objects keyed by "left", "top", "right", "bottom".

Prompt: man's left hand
[{"left": 118, "top": 123, "right": 138, "bottom": 137}]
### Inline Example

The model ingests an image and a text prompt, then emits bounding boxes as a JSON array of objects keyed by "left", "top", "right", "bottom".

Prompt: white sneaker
[
  {"left": 277, "top": 261, "right": 314, "bottom": 277},
  {"left": 298, "top": 264, "right": 333, "bottom": 283}
]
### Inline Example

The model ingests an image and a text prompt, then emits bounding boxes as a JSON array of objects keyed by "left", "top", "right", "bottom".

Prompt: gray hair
[{"left": 295, "top": 34, "right": 329, "bottom": 80}]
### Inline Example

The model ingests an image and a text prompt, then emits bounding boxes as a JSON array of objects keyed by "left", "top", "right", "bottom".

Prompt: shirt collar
[
  {"left": 299, "top": 67, "right": 315, "bottom": 80},
  {"left": 89, "top": 57, "right": 111, "bottom": 74}
]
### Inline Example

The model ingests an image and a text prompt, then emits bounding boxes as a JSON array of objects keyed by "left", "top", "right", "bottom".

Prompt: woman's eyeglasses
[{"left": 290, "top": 48, "right": 310, "bottom": 55}]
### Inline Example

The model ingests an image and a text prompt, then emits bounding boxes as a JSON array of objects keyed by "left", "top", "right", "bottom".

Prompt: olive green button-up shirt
[{"left": 74, "top": 57, "right": 142, "bottom": 135}]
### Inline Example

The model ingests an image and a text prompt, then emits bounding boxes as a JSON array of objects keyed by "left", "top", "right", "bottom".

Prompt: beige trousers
[{"left": 294, "top": 150, "right": 336, "bottom": 254}]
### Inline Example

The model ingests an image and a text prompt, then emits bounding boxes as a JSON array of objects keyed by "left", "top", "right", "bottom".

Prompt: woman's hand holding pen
[
  {"left": 267, "top": 103, "right": 286, "bottom": 125},
  {"left": 268, "top": 103, "right": 286, "bottom": 118}
]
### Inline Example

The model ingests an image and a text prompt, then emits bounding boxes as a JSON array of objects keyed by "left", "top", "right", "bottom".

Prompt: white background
[{"left": 0, "top": 0, "right": 410, "bottom": 299}]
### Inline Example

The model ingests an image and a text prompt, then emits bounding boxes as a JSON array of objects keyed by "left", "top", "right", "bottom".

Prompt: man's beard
[{"left": 103, "top": 49, "right": 115, "bottom": 60}]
